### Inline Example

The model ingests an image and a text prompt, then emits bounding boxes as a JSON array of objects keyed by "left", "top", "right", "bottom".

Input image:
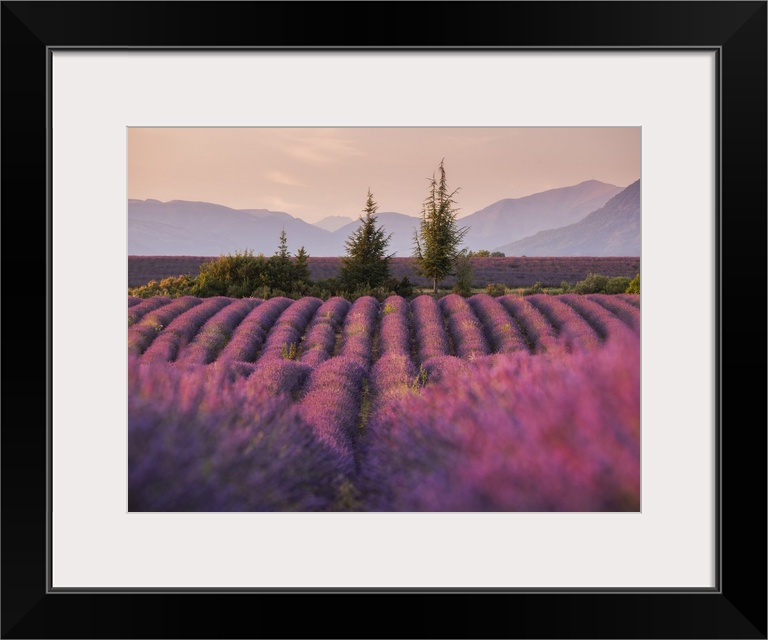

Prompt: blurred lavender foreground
[
  {"left": 360, "top": 333, "right": 640, "bottom": 511},
  {"left": 128, "top": 359, "right": 351, "bottom": 511},
  {"left": 128, "top": 294, "right": 640, "bottom": 512}
]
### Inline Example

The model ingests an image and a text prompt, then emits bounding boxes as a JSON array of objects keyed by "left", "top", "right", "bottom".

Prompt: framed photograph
[{"left": 3, "top": 2, "right": 765, "bottom": 638}]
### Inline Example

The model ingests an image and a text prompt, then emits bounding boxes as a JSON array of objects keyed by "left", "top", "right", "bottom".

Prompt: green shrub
[
  {"left": 626, "top": 273, "right": 640, "bottom": 294},
  {"left": 606, "top": 276, "right": 632, "bottom": 294},
  {"left": 560, "top": 280, "right": 571, "bottom": 293},
  {"left": 574, "top": 273, "right": 633, "bottom": 294},
  {"left": 573, "top": 273, "right": 609, "bottom": 294},
  {"left": 452, "top": 251, "right": 474, "bottom": 297},
  {"left": 490, "top": 251, "right": 506, "bottom": 257},
  {"left": 523, "top": 282, "right": 543, "bottom": 296},
  {"left": 486, "top": 282, "right": 507, "bottom": 297},
  {"left": 129, "top": 274, "right": 198, "bottom": 298},
  {"left": 280, "top": 342, "right": 299, "bottom": 360}
]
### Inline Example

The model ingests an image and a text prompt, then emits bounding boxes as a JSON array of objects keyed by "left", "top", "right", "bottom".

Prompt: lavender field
[{"left": 129, "top": 293, "right": 640, "bottom": 512}]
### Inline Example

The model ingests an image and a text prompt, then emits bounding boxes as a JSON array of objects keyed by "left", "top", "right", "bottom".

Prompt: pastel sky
[{"left": 128, "top": 127, "right": 640, "bottom": 223}]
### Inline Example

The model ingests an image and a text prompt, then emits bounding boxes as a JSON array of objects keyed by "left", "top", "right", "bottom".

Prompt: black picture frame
[{"left": 2, "top": 2, "right": 765, "bottom": 638}]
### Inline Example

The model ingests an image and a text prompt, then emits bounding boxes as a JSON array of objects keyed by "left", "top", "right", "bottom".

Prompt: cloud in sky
[{"left": 128, "top": 127, "right": 640, "bottom": 223}]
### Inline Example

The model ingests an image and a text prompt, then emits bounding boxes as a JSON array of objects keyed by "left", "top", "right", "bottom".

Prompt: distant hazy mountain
[
  {"left": 128, "top": 199, "right": 338, "bottom": 256},
  {"left": 495, "top": 180, "right": 640, "bottom": 256},
  {"left": 461, "top": 180, "right": 622, "bottom": 251},
  {"left": 314, "top": 215, "right": 355, "bottom": 232},
  {"left": 128, "top": 179, "right": 635, "bottom": 257}
]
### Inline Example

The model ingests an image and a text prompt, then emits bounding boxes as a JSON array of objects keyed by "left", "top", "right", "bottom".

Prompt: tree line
[{"left": 130, "top": 159, "right": 472, "bottom": 300}]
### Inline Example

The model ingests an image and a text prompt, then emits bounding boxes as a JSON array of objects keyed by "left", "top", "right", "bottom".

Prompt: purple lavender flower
[
  {"left": 497, "top": 295, "right": 561, "bottom": 354},
  {"left": 299, "top": 297, "right": 351, "bottom": 367},
  {"left": 525, "top": 294, "right": 602, "bottom": 351},
  {"left": 410, "top": 295, "right": 450, "bottom": 361},
  {"left": 141, "top": 297, "right": 233, "bottom": 364},
  {"left": 297, "top": 357, "right": 367, "bottom": 473},
  {"left": 127, "top": 296, "right": 172, "bottom": 327},
  {"left": 377, "top": 295, "right": 412, "bottom": 358},
  {"left": 359, "top": 332, "right": 640, "bottom": 512},
  {"left": 128, "top": 297, "right": 202, "bottom": 357},
  {"left": 467, "top": 293, "right": 530, "bottom": 354},
  {"left": 339, "top": 296, "right": 378, "bottom": 367},
  {"left": 217, "top": 297, "right": 293, "bottom": 363},
  {"left": 587, "top": 294, "right": 641, "bottom": 334},
  {"left": 178, "top": 299, "right": 262, "bottom": 365},
  {"left": 559, "top": 294, "right": 637, "bottom": 342},
  {"left": 129, "top": 357, "right": 350, "bottom": 511},
  {"left": 440, "top": 294, "right": 490, "bottom": 359}
]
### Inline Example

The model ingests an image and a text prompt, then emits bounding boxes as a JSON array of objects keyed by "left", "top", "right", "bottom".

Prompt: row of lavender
[
  {"left": 129, "top": 293, "right": 640, "bottom": 511},
  {"left": 128, "top": 293, "right": 640, "bottom": 366}
]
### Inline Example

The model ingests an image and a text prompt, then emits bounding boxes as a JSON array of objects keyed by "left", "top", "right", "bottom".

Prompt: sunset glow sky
[{"left": 128, "top": 127, "right": 640, "bottom": 223}]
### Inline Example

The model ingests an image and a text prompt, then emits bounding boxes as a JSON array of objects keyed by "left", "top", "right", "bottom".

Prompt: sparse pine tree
[
  {"left": 268, "top": 229, "right": 294, "bottom": 292},
  {"left": 340, "top": 189, "right": 393, "bottom": 291},
  {"left": 294, "top": 246, "right": 311, "bottom": 284},
  {"left": 413, "top": 159, "right": 469, "bottom": 294}
]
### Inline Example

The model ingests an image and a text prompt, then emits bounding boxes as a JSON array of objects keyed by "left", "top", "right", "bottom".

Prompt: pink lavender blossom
[
  {"left": 369, "top": 353, "right": 419, "bottom": 410},
  {"left": 359, "top": 332, "right": 640, "bottom": 511},
  {"left": 497, "top": 295, "right": 560, "bottom": 354},
  {"left": 616, "top": 293, "right": 640, "bottom": 307},
  {"left": 257, "top": 296, "right": 323, "bottom": 361},
  {"left": 128, "top": 297, "right": 142, "bottom": 308},
  {"left": 468, "top": 293, "right": 530, "bottom": 354},
  {"left": 377, "top": 296, "right": 412, "bottom": 358},
  {"left": 128, "top": 297, "right": 202, "bottom": 357},
  {"left": 300, "top": 297, "right": 351, "bottom": 367},
  {"left": 129, "top": 357, "right": 350, "bottom": 511},
  {"left": 249, "top": 358, "right": 312, "bottom": 398},
  {"left": 339, "top": 296, "right": 378, "bottom": 366},
  {"left": 297, "top": 356, "right": 367, "bottom": 473},
  {"left": 559, "top": 294, "right": 637, "bottom": 342},
  {"left": 127, "top": 296, "right": 172, "bottom": 327},
  {"left": 525, "top": 294, "right": 602, "bottom": 351},
  {"left": 439, "top": 294, "right": 490, "bottom": 359},
  {"left": 141, "top": 297, "right": 233, "bottom": 364},
  {"left": 217, "top": 297, "right": 293, "bottom": 363},
  {"left": 410, "top": 295, "right": 450, "bottom": 361},
  {"left": 588, "top": 294, "right": 641, "bottom": 334},
  {"left": 178, "top": 299, "right": 261, "bottom": 365}
]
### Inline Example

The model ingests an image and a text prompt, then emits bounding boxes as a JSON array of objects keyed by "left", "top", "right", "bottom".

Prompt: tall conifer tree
[
  {"left": 340, "top": 189, "right": 392, "bottom": 291},
  {"left": 413, "top": 159, "right": 469, "bottom": 293}
]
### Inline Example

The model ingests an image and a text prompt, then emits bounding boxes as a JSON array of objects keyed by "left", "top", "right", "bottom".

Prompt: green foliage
[
  {"left": 486, "top": 282, "right": 507, "bottom": 297},
  {"left": 560, "top": 280, "right": 571, "bottom": 293},
  {"left": 267, "top": 230, "right": 296, "bottom": 293},
  {"left": 523, "top": 282, "right": 543, "bottom": 296},
  {"left": 129, "top": 274, "right": 198, "bottom": 298},
  {"left": 340, "top": 189, "right": 393, "bottom": 292},
  {"left": 573, "top": 273, "right": 633, "bottom": 295},
  {"left": 280, "top": 342, "right": 299, "bottom": 360},
  {"left": 606, "top": 276, "right": 632, "bottom": 294},
  {"left": 408, "top": 364, "right": 429, "bottom": 392},
  {"left": 626, "top": 273, "right": 640, "bottom": 294},
  {"left": 195, "top": 249, "right": 268, "bottom": 297},
  {"left": 490, "top": 251, "right": 506, "bottom": 257},
  {"left": 451, "top": 250, "right": 474, "bottom": 297},
  {"left": 468, "top": 249, "right": 491, "bottom": 257},
  {"left": 294, "top": 246, "right": 311, "bottom": 285},
  {"left": 412, "top": 159, "right": 469, "bottom": 293}
]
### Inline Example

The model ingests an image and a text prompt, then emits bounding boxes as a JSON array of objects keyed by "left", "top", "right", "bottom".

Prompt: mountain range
[{"left": 128, "top": 179, "right": 640, "bottom": 257}]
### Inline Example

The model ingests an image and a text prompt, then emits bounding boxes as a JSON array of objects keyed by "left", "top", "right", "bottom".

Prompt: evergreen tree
[
  {"left": 340, "top": 189, "right": 393, "bottom": 291},
  {"left": 294, "top": 246, "right": 311, "bottom": 284},
  {"left": 268, "top": 229, "right": 294, "bottom": 292},
  {"left": 413, "top": 159, "right": 469, "bottom": 293}
]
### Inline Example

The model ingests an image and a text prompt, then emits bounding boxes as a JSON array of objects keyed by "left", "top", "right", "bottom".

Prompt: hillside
[{"left": 496, "top": 180, "right": 640, "bottom": 256}]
